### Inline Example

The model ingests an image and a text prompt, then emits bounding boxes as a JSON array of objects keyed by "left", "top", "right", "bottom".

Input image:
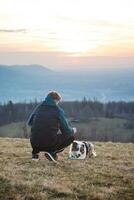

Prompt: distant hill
[
  {"left": 0, "top": 65, "right": 52, "bottom": 80},
  {"left": 0, "top": 64, "right": 54, "bottom": 102},
  {"left": 0, "top": 64, "right": 134, "bottom": 102}
]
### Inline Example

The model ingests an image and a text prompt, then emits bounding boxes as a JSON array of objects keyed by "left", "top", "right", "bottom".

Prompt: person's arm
[
  {"left": 59, "top": 108, "right": 74, "bottom": 135},
  {"left": 27, "top": 103, "right": 42, "bottom": 126}
]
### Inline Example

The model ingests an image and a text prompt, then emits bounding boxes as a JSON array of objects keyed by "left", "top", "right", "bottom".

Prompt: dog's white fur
[{"left": 69, "top": 140, "right": 96, "bottom": 159}]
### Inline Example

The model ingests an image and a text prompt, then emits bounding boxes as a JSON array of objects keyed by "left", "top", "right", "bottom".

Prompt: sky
[{"left": 0, "top": 0, "right": 134, "bottom": 70}]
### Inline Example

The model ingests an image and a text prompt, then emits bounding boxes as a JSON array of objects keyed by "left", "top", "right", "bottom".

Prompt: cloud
[{"left": 0, "top": 29, "right": 28, "bottom": 33}]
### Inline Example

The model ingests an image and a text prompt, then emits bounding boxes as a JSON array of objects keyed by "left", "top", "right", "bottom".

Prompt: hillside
[
  {"left": 0, "top": 118, "right": 133, "bottom": 142},
  {"left": 0, "top": 138, "right": 134, "bottom": 200}
]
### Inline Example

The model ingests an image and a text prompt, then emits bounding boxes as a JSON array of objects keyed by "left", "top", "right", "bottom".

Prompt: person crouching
[{"left": 27, "top": 91, "right": 76, "bottom": 162}]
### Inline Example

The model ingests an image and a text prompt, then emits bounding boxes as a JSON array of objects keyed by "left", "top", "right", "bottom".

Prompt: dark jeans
[{"left": 31, "top": 133, "right": 75, "bottom": 155}]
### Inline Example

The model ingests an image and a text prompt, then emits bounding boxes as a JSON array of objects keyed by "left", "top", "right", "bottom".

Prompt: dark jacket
[{"left": 27, "top": 96, "right": 74, "bottom": 147}]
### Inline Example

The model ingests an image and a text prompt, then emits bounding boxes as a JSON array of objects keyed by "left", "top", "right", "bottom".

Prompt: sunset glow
[{"left": 0, "top": 0, "right": 134, "bottom": 69}]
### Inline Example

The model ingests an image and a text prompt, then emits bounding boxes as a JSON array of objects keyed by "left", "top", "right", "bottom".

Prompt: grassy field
[{"left": 0, "top": 138, "right": 134, "bottom": 200}]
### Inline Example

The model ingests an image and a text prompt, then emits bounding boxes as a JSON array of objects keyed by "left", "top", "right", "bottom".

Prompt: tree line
[
  {"left": 0, "top": 98, "right": 134, "bottom": 126},
  {"left": 0, "top": 98, "right": 134, "bottom": 142}
]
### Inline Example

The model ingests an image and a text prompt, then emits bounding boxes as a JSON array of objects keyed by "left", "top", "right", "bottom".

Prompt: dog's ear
[{"left": 72, "top": 142, "right": 78, "bottom": 151}]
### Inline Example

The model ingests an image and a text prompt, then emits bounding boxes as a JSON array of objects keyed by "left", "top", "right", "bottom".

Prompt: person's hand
[{"left": 72, "top": 127, "right": 77, "bottom": 134}]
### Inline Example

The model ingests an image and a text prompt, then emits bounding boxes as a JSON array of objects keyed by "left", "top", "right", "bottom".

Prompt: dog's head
[
  {"left": 69, "top": 140, "right": 87, "bottom": 159},
  {"left": 69, "top": 140, "right": 96, "bottom": 159}
]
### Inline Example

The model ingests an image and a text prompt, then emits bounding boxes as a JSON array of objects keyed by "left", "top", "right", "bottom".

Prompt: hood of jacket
[{"left": 44, "top": 95, "right": 57, "bottom": 106}]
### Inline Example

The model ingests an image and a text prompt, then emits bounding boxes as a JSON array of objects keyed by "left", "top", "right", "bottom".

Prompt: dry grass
[{"left": 0, "top": 138, "right": 134, "bottom": 200}]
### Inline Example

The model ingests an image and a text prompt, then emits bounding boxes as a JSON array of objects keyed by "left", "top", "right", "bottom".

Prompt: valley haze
[{"left": 0, "top": 64, "right": 134, "bottom": 103}]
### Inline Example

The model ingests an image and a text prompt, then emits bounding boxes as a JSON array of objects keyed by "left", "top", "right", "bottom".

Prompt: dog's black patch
[
  {"left": 80, "top": 144, "right": 85, "bottom": 154},
  {"left": 82, "top": 141, "right": 89, "bottom": 155}
]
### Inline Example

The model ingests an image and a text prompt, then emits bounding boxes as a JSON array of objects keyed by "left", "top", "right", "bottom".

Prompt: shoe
[
  {"left": 44, "top": 152, "right": 58, "bottom": 162},
  {"left": 32, "top": 154, "right": 39, "bottom": 161}
]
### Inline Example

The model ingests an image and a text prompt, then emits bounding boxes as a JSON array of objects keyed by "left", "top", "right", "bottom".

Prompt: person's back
[
  {"left": 27, "top": 91, "right": 76, "bottom": 161},
  {"left": 31, "top": 101, "right": 60, "bottom": 147}
]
